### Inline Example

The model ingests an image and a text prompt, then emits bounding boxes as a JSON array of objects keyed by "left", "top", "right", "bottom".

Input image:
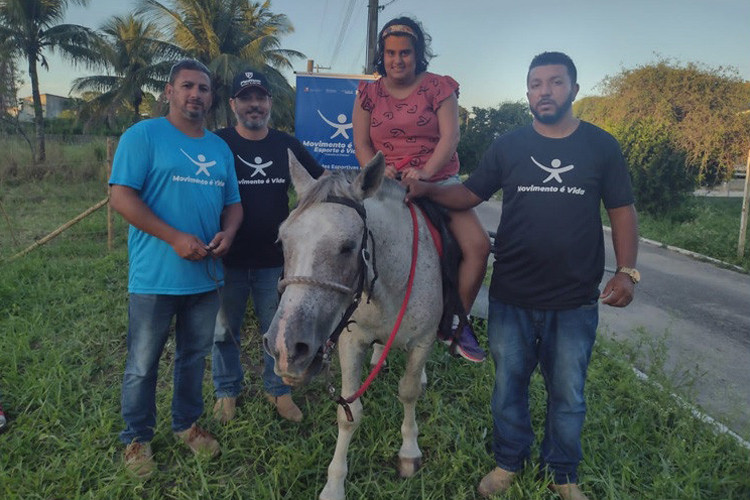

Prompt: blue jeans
[
  {"left": 211, "top": 266, "right": 289, "bottom": 397},
  {"left": 487, "top": 297, "right": 598, "bottom": 484},
  {"left": 120, "top": 291, "right": 220, "bottom": 444}
]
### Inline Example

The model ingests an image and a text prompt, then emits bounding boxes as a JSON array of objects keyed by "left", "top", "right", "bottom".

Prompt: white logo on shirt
[
  {"left": 180, "top": 149, "right": 216, "bottom": 176},
  {"left": 237, "top": 154, "right": 273, "bottom": 177},
  {"left": 318, "top": 110, "right": 353, "bottom": 139},
  {"left": 531, "top": 156, "right": 574, "bottom": 183}
]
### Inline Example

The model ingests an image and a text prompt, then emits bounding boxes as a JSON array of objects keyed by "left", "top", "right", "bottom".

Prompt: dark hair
[
  {"left": 168, "top": 59, "right": 212, "bottom": 85},
  {"left": 527, "top": 52, "right": 577, "bottom": 85},
  {"left": 375, "top": 16, "right": 433, "bottom": 76}
]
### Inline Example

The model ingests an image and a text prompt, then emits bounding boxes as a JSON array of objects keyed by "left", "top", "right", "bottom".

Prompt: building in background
[{"left": 16, "top": 93, "right": 73, "bottom": 121}]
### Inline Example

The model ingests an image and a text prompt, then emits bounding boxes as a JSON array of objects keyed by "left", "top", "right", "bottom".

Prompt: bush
[{"left": 612, "top": 120, "right": 695, "bottom": 216}]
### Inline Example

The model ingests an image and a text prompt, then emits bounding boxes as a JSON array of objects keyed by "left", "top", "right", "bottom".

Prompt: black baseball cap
[{"left": 231, "top": 69, "right": 271, "bottom": 97}]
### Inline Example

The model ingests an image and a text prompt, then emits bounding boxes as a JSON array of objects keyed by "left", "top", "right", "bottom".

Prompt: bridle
[
  {"left": 277, "top": 194, "right": 421, "bottom": 422},
  {"left": 277, "top": 195, "right": 378, "bottom": 365}
]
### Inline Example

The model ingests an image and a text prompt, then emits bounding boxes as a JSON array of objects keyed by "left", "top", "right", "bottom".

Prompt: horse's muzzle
[{"left": 263, "top": 331, "right": 326, "bottom": 387}]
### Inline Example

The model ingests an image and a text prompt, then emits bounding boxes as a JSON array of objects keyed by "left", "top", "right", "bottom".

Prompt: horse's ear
[
  {"left": 288, "top": 148, "right": 315, "bottom": 196},
  {"left": 352, "top": 151, "right": 385, "bottom": 200}
]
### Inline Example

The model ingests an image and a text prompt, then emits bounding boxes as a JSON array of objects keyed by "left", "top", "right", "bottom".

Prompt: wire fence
[{"left": 0, "top": 137, "right": 123, "bottom": 262}]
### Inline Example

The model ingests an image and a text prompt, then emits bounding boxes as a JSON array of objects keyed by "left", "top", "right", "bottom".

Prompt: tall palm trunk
[
  {"left": 132, "top": 90, "right": 142, "bottom": 125},
  {"left": 26, "top": 49, "right": 45, "bottom": 163}
]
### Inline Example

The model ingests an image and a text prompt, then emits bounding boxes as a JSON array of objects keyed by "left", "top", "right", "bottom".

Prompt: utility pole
[
  {"left": 365, "top": 0, "right": 379, "bottom": 74},
  {"left": 737, "top": 148, "right": 750, "bottom": 258}
]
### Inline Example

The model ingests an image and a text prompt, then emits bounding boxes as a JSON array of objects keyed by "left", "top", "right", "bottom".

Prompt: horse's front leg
[
  {"left": 371, "top": 343, "right": 428, "bottom": 389},
  {"left": 319, "top": 332, "right": 367, "bottom": 500},
  {"left": 397, "top": 343, "right": 433, "bottom": 478}
]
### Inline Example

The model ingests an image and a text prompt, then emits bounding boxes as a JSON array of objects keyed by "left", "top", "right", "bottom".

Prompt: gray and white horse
[{"left": 263, "top": 151, "right": 443, "bottom": 500}]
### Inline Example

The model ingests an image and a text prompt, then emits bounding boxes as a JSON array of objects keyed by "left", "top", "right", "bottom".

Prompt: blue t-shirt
[
  {"left": 464, "top": 122, "right": 634, "bottom": 309},
  {"left": 109, "top": 117, "right": 241, "bottom": 294}
]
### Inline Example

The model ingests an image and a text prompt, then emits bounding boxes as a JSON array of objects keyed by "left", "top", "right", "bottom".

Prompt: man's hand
[
  {"left": 600, "top": 273, "right": 635, "bottom": 307},
  {"left": 206, "top": 231, "right": 235, "bottom": 258},
  {"left": 401, "top": 177, "right": 432, "bottom": 203},
  {"left": 171, "top": 232, "right": 211, "bottom": 260}
]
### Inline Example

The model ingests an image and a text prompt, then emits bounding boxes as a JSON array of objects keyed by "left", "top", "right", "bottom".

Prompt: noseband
[{"left": 277, "top": 195, "right": 378, "bottom": 360}]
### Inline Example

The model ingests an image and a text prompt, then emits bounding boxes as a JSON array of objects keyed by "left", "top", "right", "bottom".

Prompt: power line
[
  {"left": 314, "top": 0, "right": 330, "bottom": 57},
  {"left": 330, "top": 0, "right": 359, "bottom": 69}
]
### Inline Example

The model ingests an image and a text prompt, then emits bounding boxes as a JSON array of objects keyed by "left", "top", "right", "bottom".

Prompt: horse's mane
[{"left": 287, "top": 171, "right": 406, "bottom": 223}]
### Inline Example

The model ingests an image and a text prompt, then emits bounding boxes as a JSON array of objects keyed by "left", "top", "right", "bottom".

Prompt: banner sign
[{"left": 295, "top": 73, "right": 376, "bottom": 170}]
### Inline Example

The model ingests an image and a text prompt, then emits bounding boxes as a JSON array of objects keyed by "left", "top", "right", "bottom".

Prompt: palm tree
[
  {"left": 0, "top": 0, "right": 98, "bottom": 162},
  {"left": 71, "top": 14, "right": 184, "bottom": 130},
  {"left": 139, "top": 0, "right": 304, "bottom": 129}
]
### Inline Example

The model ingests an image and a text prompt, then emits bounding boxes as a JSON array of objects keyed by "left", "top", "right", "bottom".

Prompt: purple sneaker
[{"left": 453, "top": 324, "right": 486, "bottom": 363}]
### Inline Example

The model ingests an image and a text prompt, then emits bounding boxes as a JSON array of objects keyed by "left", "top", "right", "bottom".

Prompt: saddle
[{"left": 412, "top": 198, "right": 468, "bottom": 342}]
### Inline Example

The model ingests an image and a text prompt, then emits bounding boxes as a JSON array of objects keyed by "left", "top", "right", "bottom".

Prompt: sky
[{"left": 18, "top": 0, "right": 750, "bottom": 109}]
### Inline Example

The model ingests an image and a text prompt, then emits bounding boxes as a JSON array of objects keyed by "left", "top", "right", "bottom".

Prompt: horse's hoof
[{"left": 398, "top": 456, "right": 422, "bottom": 478}]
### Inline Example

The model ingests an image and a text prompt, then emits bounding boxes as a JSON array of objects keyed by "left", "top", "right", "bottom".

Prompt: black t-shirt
[
  {"left": 215, "top": 127, "right": 325, "bottom": 268},
  {"left": 464, "top": 122, "right": 634, "bottom": 309}
]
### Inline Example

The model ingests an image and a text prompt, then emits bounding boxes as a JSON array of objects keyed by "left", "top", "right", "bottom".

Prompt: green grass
[
  {"left": 1, "top": 143, "right": 749, "bottom": 498},
  {"left": 604, "top": 197, "right": 750, "bottom": 272},
  {"left": 1, "top": 240, "right": 748, "bottom": 499}
]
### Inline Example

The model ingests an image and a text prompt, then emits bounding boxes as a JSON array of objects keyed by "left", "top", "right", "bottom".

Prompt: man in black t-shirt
[
  {"left": 403, "top": 52, "right": 639, "bottom": 500},
  {"left": 212, "top": 69, "right": 325, "bottom": 424}
]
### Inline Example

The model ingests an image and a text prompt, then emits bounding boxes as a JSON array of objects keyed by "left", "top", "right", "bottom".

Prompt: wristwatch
[{"left": 616, "top": 266, "right": 641, "bottom": 284}]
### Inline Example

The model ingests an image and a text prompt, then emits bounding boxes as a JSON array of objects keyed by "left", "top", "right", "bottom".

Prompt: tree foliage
[
  {"left": 70, "top": 14, "right": 184, "bottom": 131},
  {"left": 457, "top": 101, "right": 531, "bottom": 174},
  {"left": 612, "top": 119, "right": 694, "bottom": 216},
  {"left": 138, "top": 0, "right": 304, "bottom": 130},
  {"left": 576, "top": 59, "right": 750, "bottom": 186},
  {"left": 0, "top": 0, "right": 99, "bottom": 162}
]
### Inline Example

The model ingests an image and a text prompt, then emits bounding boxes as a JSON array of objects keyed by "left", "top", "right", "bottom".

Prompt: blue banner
[{"left": 295, "top": 73, "right": 376, "bottom": 170}]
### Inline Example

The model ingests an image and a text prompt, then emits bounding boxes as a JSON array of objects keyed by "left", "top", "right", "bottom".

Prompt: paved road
[{"left": 471, "top": 199, "right": 750, "bottom": 439}]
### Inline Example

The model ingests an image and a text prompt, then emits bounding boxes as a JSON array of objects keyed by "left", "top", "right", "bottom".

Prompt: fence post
[
  {"left": 107, "top": 137, "right": 115, "bottom": 251},
  {"left": 738, "top": 148, "right": 750, "bottom": 259},
  {"left": 9, "top": 198, "right": 110, "bottom": 261}
]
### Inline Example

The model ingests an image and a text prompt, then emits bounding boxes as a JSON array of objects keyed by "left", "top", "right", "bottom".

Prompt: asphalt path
[{"left": 470, "top": 199, "right": 750, "bottom": 439}]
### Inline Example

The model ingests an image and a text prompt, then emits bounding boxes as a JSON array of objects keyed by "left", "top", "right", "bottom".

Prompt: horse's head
[{"left": 263, "top": 151, "right": 386, "bottom": 386}]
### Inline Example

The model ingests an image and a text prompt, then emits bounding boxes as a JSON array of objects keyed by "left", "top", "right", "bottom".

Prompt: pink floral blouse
[{"left": 357, "top": 72, "right": 460, "bottom": 181}]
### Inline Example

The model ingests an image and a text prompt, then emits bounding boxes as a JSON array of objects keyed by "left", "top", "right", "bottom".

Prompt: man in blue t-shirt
[
  {"left": 403, "top": 52, "right": 639, "bottom": 500},
  {"left": 210, "top": 68, "right": 325, "bottom": 425},
  {"left": 109, "top": 59, "right": 242, "bottom": 479}
]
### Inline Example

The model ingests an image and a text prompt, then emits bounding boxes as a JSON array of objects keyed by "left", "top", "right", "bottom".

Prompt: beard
[
  {"left": 185, "top": 109, "right": 204, "bottom": 120},
  {"left": 237, "top": 109, "right": 271, "bottom": 130},
  {"left": 182, "top": 100, "right": 206, "bottom": 120},
  {"left": 530, "top": 91, "right": 575, "bottom": 124},
  {"left": 240, "top": 110, "right": 270, "bottom": 130}
]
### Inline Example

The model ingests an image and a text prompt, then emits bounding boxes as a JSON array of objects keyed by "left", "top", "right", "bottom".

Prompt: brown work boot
[
  {"left": 550, "top": 483, "right": 589, "bottom": 500},
  {"left": 175, "top": 423, "right": 220, "bottom": 457},
  {"left": 478, "top": 466, "right": 516, "bottom": 497},
  {"left": 265, "top": 393, "right": 303, "bottom": 422},
  {"left": 123, "top": 441, "right": 156, "bottom": 479},
  {"left": 213, "top": 396, "right": 237, "bottom": 424}
]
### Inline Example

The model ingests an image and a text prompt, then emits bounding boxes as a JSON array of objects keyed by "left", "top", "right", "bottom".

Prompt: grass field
[
  {"left": 1, "top": 140, "right": 749, "bottom": 499},
  {"left": 1, "top": 238, "right": 749, "bottom": 499},
  {"left": 636, "top": 196, "right": 750, "bottom": 272}
]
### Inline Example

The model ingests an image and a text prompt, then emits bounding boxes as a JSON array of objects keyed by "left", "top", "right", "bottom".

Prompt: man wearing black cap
[{"left": 211, "top": 68, "right": 325, "bottom": 424}]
